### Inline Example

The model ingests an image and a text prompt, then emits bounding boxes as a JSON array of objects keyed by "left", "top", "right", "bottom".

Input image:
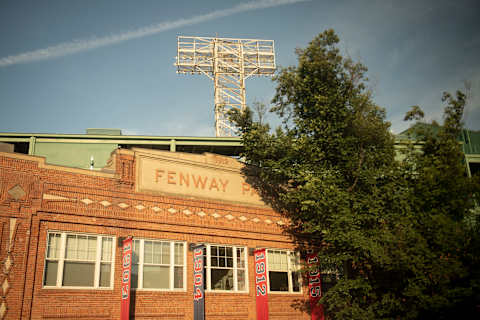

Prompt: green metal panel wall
[
  {"left": 461, "top": 130, "right": 480, "bottom": 154},
  {"left": 34, "top": 142, "right": 118, "bottom": 170}
]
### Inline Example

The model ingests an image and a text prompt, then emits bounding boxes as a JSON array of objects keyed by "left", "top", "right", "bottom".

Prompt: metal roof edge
[{"left": 0, "top": 132, "right": 242, "bottom": 142}]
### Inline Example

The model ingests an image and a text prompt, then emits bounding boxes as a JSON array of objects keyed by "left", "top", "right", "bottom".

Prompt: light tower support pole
[{"left": 176, "top": 36, "right": 276, "bottom": 137}]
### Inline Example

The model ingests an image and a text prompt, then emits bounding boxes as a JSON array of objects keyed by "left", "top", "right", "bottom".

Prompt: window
[
  {"left": 131, "top": 239, "right": 186, "bottom": 290},
  {"left": 267, "top": 250, "right": 301, "bottom": 293},
  {"left": 43, "top": 232, "right": 115, "bottom": 288},
  {"left": 319, "top": 263, "right": 342, "bottom": 295},
  {"left": 320, "top": 272, "right": 338, "bottom": 294},
  {"left": 468, "top": 161, "right": 480, "bottom": 177},
  {"left": 204, "top": 244, "right": 248, "bottom": 292}
]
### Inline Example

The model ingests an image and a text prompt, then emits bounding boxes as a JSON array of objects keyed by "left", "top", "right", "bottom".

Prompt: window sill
[
  {"left": 268, "top": 291, "right": 303, "bottom": 295},
  {"left": 132, "top": 288, "right": 187, "bottom": 292},
  {"left": 42, "top": 286, "right": 113, "bottom": 290},
  {"left": 206, "top": 290, "right": 249, "bottom": 294}
]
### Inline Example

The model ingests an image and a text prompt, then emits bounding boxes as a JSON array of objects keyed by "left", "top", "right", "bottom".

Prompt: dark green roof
[{"left": 399, "top": 123, "right": 480, "bottom": 155}]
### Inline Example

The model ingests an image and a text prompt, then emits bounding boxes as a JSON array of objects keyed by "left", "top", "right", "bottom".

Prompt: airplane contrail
[{"left": 0, "top": 0, "right": 309, "bottom": 68}]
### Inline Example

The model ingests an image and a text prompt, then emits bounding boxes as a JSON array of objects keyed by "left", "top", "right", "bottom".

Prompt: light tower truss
[{"left": 176, "top": 36, "right": 276, "bottom": 137}]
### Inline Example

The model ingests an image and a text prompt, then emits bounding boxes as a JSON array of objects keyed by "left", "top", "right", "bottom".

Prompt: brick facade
[{"left": 0, "top": 149, "right": 309, "bottom": 320}]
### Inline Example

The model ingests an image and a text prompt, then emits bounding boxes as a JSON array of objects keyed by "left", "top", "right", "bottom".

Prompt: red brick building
[{"left": 0, "top": 147, "right": 309, "bottom": 319}]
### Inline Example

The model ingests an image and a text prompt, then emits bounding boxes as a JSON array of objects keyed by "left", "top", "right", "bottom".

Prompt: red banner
[
  {"left": 307, "top": 253, "right": 324, "bottom": 320},
  {"left": 121, "top": 237, "right": 133, "bottom": 320},
  {"left": 193, "top": 246, "right": 205, "bottom": 320},
  {"left": 254, "top": 248, "right": 269, "bottom": 320}
]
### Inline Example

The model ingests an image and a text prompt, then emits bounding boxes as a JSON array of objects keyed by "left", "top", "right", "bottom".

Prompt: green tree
[
  {"left": 231, "top": 29, "right": 480, "bottom": 319},
  {"left": 401, "top": 91, "right": 480, "bottom": 319}
]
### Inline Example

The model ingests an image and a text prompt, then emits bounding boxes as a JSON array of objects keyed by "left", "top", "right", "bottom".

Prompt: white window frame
[
  {"left": 42, "top": 231, "right": 116, "bottom": 289},
  {"left": 465, "top": 154, "right": 480, "bottom": 178},
  {"left": 204, "top": 244, "right": 248, "bottom": 293},
  {"left": 266, "top": 249, "right": 302, "bottom": 294},
  {"left": 132, "top": 238, "right": 186, "bottom": 291}
]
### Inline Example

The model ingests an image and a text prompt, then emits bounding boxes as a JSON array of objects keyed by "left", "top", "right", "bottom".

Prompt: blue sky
[{"left": 0, "top": 0, "right": 479, "bottom": 136}]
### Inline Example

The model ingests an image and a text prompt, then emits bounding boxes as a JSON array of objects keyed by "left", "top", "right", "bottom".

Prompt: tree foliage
[{"left": 231, "top": 29, "right": 480, "bottom": 319}]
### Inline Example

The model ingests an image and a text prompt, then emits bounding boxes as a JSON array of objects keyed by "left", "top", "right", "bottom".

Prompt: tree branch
[{"left": 348, "top": 147, "right": 364, "bottom": 192}]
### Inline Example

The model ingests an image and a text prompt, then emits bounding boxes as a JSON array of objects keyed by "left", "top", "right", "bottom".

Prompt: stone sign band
[{"left": 136, "top": 150, "right": 266, "bottom": 207}]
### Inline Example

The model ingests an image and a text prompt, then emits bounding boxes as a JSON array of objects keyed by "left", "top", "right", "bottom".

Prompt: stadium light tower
[{"left": 176, "top": 36, "right": 276, "bottom": 137}]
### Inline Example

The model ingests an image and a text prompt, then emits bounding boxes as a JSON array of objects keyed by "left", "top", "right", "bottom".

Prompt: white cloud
[{"left": 0, "top": 0, "right": 309, "bottom": 68}]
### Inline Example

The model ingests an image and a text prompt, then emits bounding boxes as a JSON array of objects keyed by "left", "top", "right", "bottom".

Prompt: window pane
[
  {"left": 269, "top": 251, "right": 278, "bottom": 270},
  {"left": 63, "top": 262, "right": 95, "bottom": 287},
  {"left": 219, "top": 257, "right": 226, "bottom": 268},
  {"left": 77, "top": 235, "right": 88, "bottom": 260},
  {"left": 237, "top": 248, "right": 245, "bottom": 269},
  {"left": 99, "top": 263, "right": 111, "bottom": 287},
  {"left": 131, "top": 264, "right": 139, "bottom": 288},
  {"left": 269, "top": 271, "right": 289, "bottom": 291},
  {"left": 290, "top": 253, "right": 300, "bottom": 271},
  {"left": 174, "top": 266, "right": 183, "bottom": 289},
  {"left": 161, "top": 242, "right": 170, "bottom": 264},
  {"left": 87, "top": 236, "right": 96, "bottom": 260},
  {"left": 101, "top": 238, "right": 112, "bottom": 261},
  {"left": 227, "top": 257, "right": 233, "bottom": 268},
  {"left": 268, "top": 250, "right": 289, "bottom": 271},
  {"left": 292, "top": 271, "right": 300, "bottom": 292},
  {"left": 211, "top": 268, "right": 233, "bottom": 290},
  {"left": 65, "top": 235, "right": 77, "bottom": 259},
  {"left": 211, "top": 257, "right": 218, "bottom": 267},
  {"left": 152, "top": 242, "right": 162, "bottom": 264},
  {"left": 219, "top": 246, "right": 225, "bottom": 257},
  {"left": 132, "top": 240, "right": 140, "bottom": 264},
  {"left": 47, "top": 233, "right": 61, "bottom": 259},
  {"left": 211, "top": 246, "right": 218, "bottom": 257},
  {"left": 144, "top": 241, "right": 153, "bottom": 264},
  {"left": 226, "top": 247, "right": 232, "bottom": 257},
  {"left": 44, "top": 261, "right": 58, "bottom": 286},
  {"left": 280, "top": 251, "right": 288, "bottom": 269},
  {"left": 237, "top": 269, "right": 246, "bottom": 291},
  {"left": 273, "top": 251, "right": 279, "bottom": 265},
  {"left": 143, "top": 265, "right": 169, "bottom": 289},
  {"left": 174, "top": 243, "right": 183, "bottom": 265}
]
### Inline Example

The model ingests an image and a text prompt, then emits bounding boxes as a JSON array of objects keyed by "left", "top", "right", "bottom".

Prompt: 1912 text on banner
[{"left": 255, "top": 248, "right": 269, "bottom": 320}]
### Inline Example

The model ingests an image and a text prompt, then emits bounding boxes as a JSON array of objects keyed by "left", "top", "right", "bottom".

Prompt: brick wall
[{"left": 0, "top": 151, "right": 310, "bottom": 320}]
